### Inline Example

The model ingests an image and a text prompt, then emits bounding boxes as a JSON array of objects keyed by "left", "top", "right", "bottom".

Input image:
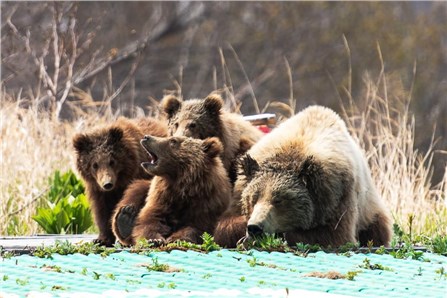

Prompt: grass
[
  {"left": 0, "top": 95, "right": 112, "bottom": 235},
  {"left": 341, "top": 70, "right": 447, "bottom": 239}
]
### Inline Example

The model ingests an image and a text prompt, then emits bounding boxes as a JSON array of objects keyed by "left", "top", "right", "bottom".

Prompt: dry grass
[
  {"left": 0, "top": 93, "right": 110, "bottom": 235},
  {"left": 0, "top": 69, "right": 446, "bottom": 238},
  {"left": 341, "top": 71, "right": 447, "bottom": 237}
]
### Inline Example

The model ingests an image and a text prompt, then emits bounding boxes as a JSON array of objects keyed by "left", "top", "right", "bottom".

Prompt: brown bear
[
  {"left": 214, "top": 105, "right": 392, "bottom": 248},
  {"left": 128, "top": 135, "right": 232, "bottom": 245},
  {"left": 72, "top": 117, "right": 167, "bottom": 246},
  {"left": 160, "top": 93, "right": 264, "bottom": 183}
]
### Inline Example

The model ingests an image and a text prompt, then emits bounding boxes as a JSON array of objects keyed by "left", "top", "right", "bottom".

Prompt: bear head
[
  {"left": 239, "top": 154, "right": 328, "bottom": 237},
  {"left": 140, "top": 135, "right": 223, "bottom": 179},
  {"left": 160, "top": 94, "right": 224, "bottom": 139},
  {"left": 73, "top": 126, "right": 136, "bottom": 191}
]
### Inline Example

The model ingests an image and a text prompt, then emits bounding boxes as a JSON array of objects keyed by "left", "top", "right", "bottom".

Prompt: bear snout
[
  {"left": 103, "top": 182, "right": 114, "bottom": 190},
  {"left": 97, "top": 171, "right": 116, "bottom": 191},
  {"left": 141, "top": 135, "right": 154, "bottom": 144},
  {"left": 247, "top": 223, "right": 264, "bottom": 237}
]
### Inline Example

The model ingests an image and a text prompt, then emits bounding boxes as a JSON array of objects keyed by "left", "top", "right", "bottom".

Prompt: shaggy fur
[
  {"left": 214, "top": 106, "right": 392, "bottom": 248},
  {"left": 130, "top": 135, "right": 232, "bottom": 245},
  {"left": 160, "top": 93, "right": 263, "bottom": 182},
  {"left": 72, "top": 117, "right": 167, "bottom": 246}
]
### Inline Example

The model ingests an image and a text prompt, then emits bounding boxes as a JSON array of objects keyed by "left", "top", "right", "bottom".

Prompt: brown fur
[
  {"left": 160, "top": 93, "right": 263, "bottom": 183},
  {"left": 214, "top": 106, "right": 392, "bottom": 248},
  {"left": 72, "top": 117, "right": 167, "bottom": 246},
  {"left": 130, "top": 136, "right": 232, "bottom": 245}
]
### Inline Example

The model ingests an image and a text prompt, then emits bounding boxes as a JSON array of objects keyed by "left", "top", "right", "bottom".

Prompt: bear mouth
[{"left": 141, "top": 149, "right": 158, "bottom": 169}]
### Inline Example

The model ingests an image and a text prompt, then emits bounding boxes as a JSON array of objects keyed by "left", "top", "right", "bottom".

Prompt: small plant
[
  {"left": 32, "top": 170, "right": 93, "bottom": 234},
  {"left": 295, "top": 242, "right": 322, "bottom": 254},
  {"left": 0, "top": 248, "right": 14, "bottom": 259},
  {"left": 375, "top": 246, "right": 387, "bottom": 255},
  {"left": 141, "top": 256, "right": 182, "bottom": 273},
  {"left": 3, "top": 275, "right": 9, "bottom": 281},
  {"left": 247, "top": 256, "right": 258, "bottom": 267},
  {"left": 240, "top": 276, "right": 246, "bottom": 282},
  {"left": 51, "top": 285, "right": 67, "bottom": 291},
  {"left": 92, "top": 272, "right": 101, "bottom": 280},
  {"left": 240, "top": 234, "right": 290, "bottom": 251},
  {"left": 202, "top": 273, "right": 212, "bottom": 279},
  {"left": 201, "top": 232, "right": 221, "bottom": 252},
  {"left": 429, "top": 235, "right": 447, "bottom": 256},
  {"left": 345, "top": 270, "right": 361, "bottom": 281},
  {"left": 105, "top": 273, "right": 116, "bottom": 280},
  {"left": 144, "top": 257, "right": 170, "bottom": 272},
  {"left": 390, "top": 242, "right": 424, "bottom": 260},
  {"left": 126, "top": 279, "right": 142, "bottom": 285},
  {"left": 16, "top": 278, "right": 29, "bottom": 286},
  {"left": 167, "top": 282, "right": 177, "bottom": 289},
  {"left": 41, "top": 264, "right": 63, "bottom": 273},
  {"left": 359, "top": 258, "right": 393, "bottom": 271},
  {"left": 435, "top": 267, "right": 447, "bottom": 280},
  {"left": 415, "top": 267, "right": 423, "bottom": 276}
]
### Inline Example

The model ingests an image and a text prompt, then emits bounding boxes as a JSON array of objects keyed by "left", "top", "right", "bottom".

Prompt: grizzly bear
[
  {"left": 128, "top": 135, "right": 232, "bottom": 245},
  {"left": 160, "top": 93, "right": 263, "bottom": 182},
  {"left": 214, "top": 105, "right": 392, "bottom": 248},
  {"left": 72, "top": 117, "right": 167, "bottom": 246}
]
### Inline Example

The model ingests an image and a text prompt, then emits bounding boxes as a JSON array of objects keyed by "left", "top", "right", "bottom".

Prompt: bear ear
[
  {"left": 161, "top": 94, "right": 182, "bottom": 119},
  {"left": 202, "top": 137, "right": 223, "bottom": 158},
  {"left": 203, "top": 94, "right": 223, "bottom": 115},
  {"left": 239, "top": 154, "right": 260, "bottom": 181},
  {"left": 107, "top": 127, "right": 123, "bottom": 145},
  {"left": 73, "top": 134, "right": 92, "bottom": 153},
  {"left": 299, "top": 156, "right": 321, "bottom": 188}
]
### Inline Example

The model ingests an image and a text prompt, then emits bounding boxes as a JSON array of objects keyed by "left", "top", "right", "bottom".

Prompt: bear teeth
[{"left": 147, "top": 151, "right": 158, "bottom": 164}]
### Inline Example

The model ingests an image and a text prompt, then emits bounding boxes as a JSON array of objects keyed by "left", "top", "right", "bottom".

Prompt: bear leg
[
  {"left": 114, "top": 205, "right": 138, "bottom": 244},
  {"left": 359, "top": 213, "right": 392, "bottom": 247},
  {"left": 167, "top": 226, "right": 203, "bottom": 244},
  {"left": 111, "top": 179, "right": 150, "bottom": 245},
  {"left": 214, "top": 215, "right": 247, "bottom": 248}
]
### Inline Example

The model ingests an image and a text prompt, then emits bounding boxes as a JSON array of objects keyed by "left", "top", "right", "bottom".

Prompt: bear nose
[
  {"left": 247, "top": 224, "right": 263, "bottom": 237},
  {"left": 103, "top": 182, "right": 113, "bottom": 190}
]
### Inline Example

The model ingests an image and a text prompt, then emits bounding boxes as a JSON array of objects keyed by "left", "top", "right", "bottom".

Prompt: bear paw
[
  {"left": 93, "top": 236, "right": 115, "bottom": 247},
  {"left": 115, "top": 205, "right": 138, "bottom": 240},
  {"left": 146, "top": 238, "right": 166, "bottom": 247}
]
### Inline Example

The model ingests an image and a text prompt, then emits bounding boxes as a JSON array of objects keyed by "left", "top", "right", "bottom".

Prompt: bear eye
[
  {"left": 92, "top": 162, "right": 99, "bottom": 170},
  {"left": 188, "top": 123, "right": 196, "bottom": 129},
  {"left": 169, "top": 139, "right": 178, "bottom": 146},
  {"left": 272, "top": 197, "right": 282, "bottom": 206},
  {"left": 109, "top": 160, "right": 115, "bottom": 167}
]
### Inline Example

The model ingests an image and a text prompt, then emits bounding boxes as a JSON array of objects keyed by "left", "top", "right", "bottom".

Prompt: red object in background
[{"left": 257, "top": 125, "right": 271, "bottom": 134}]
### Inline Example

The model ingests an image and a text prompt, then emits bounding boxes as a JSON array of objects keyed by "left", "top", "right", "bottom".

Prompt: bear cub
[
  {"left": 161, "top": 93, "right": 263, "bottom": 183},
  {"left": 127, "top": 135, "right": 232, "bottom": 245},
  {"left": 73, "top": 117, "right": 167, "bottom": 246}
]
